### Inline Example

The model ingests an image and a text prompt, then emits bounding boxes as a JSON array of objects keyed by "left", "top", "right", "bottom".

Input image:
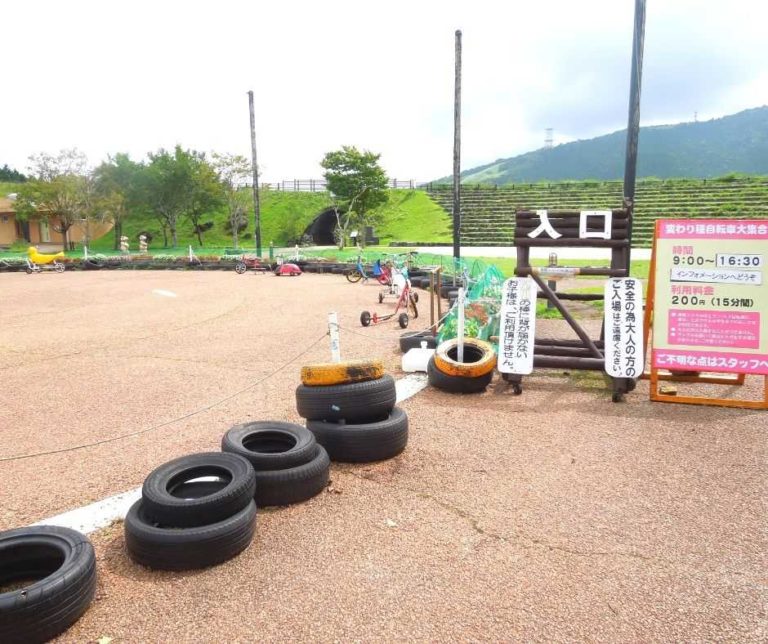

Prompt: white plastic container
[{"left": 401, "top": 341, "right": 435, "bottom": 372}]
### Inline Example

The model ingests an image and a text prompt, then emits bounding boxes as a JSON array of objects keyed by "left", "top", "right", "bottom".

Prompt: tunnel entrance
[{"left": 303, "top": 207, "right": 339, "bottom": 245}]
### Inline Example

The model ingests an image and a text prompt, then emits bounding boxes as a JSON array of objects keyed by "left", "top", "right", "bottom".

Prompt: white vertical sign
[
  {"left": 328, "top": 312, "right": 341, "bottom": 363},
  {"left": 497, "top": 277, "right": 537, "bottom": 374},
  {"left": 604, "top": 278, "right": 643, "bottom": 378}
]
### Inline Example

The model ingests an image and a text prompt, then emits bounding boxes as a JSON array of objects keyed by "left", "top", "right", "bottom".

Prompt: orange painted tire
[
  {"left": 300, "top": 359, "right": 384, "bottom": 386},
  {"left": 433, "top": 338, "right": 496, "bottom": 378}
]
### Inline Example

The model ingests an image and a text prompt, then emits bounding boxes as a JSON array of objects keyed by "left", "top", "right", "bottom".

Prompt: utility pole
[
  {"left": 452, "top": 29, "right": 462, "bottom": 263},
  {"left": 248, "top": 90, "right": 262, "bottom": 257},
  {"left": 622, "top": 0, "right": 647, "bottom": 268}
]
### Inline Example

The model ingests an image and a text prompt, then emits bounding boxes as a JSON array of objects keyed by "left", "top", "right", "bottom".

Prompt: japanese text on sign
[
  {"left": 604, "top": 278, "right": 644, "bottom": 378},
  {"left": 527, "top": 209, "right": 614, "bottom": 240},
  {"left": 497, "top": 277, "right": 537, "bottom": 374}
]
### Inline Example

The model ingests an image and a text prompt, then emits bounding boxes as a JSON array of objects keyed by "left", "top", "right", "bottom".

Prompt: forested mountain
[{"left": 450, "top": 106, "right": 768, "bottom": 184}]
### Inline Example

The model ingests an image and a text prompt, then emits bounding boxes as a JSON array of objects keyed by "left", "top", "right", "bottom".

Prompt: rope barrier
[{"left": 0, "top": 332, "right": 328, "bottom": 463}]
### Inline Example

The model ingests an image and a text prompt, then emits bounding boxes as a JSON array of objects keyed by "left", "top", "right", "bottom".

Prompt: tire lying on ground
[
  {"left": 307, "top": 407, "right": 408, "bottom": 463},
  {"left": 124, "top": 499, "right": 257, "bottom": 571},
  {"left": 433, "top": 337, "right": 496, "bottom": 378},
  {"left": 141, "top": 452, "right": 256, "bottom": 528},
  {"left": 399, "top": 330, "right": 437, "bottom": 353},
  {"left": 296, "top": 375, "right": 396, "bottom": 422},
  {"left": 251, "top": 444, "right": 330, "bottom": 506},
  {"left": 0, "top": 526, "right": 96, "bottom": 644},
  {"left": 300, "top": 359, "right": 384, "bottom": 386},
  {"left": 427, "top": 355, "right": 493, "bottom": 394},
  {"left": 222, "top": 421, "right": 318, "bottom": 471}
]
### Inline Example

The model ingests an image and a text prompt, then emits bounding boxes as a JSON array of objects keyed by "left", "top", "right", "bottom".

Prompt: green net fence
[{"left": 436, "top": 264, "right": 506, "bottom": 349}]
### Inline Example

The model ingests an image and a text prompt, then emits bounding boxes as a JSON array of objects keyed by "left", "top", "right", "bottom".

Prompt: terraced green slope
[{"left": 427, "top": 177, "right": 768, "bottom": 247}]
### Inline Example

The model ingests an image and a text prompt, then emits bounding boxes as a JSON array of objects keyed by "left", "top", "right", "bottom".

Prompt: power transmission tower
[{"left": 544, "top": 128, "right": 554, "bottom": 149}]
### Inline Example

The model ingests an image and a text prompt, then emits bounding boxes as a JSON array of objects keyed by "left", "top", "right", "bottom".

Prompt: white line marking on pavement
[
  {"left": 33, "top": 488, "right": 142, "bottom": 534},
  {"left": 152, "top": 289, "right": 177, "bottom": 297},
  {"left": 33, "top": 373, "right": 430, "bottom": 535},
  {"left": 395, "top": 373, "right": 428, "bottom": 402}
]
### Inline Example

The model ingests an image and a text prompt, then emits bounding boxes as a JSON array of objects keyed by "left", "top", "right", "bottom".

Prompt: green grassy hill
[
  {"left": 440, "top": 106, "right": 768, "bottom": 184},
  {"left": 427, "top": 176, "right": 768, "bottom": 247},
  {"left": 86, "top": 188, "right": 451, "bottom": 251}
]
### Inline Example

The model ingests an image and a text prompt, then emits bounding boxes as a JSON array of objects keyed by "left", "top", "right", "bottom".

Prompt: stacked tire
[
  {"left": 222, "top": 421, "right": 330, "bottom": 507},
  {"left": 0, "top": 526, "right": 96, "bottom": 643},
  {"left": 296, "top": 360, "right": 408, "bottom": 463},
  {"left": 428, "top": 338, "right": 496, "bottom": 393},
  {"left": 124, "top": 452, "right": 257, "bottom": 570}
]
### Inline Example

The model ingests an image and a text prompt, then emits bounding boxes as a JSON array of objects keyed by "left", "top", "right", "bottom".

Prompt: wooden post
[
  {"left": 248, "top": 91, "right": 262, "bottom": 257},
  {"left": 622, "top": 0, "right": 647, "bottom": 268},
  {"left": 452, "top": 29, "right": 462, "bottom": 263}
]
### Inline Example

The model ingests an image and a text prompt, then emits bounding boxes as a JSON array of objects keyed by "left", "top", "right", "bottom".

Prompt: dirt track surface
[{"left": 1, "top": 270, "right": 765, "bottom": 642}]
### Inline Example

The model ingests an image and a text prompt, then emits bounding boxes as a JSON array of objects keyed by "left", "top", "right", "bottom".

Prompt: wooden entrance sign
[
  {"left": 646, "top": 219, "right": 768, "bottom": 409},
  {"left": 504, "top": 208, "right": 641, "bottom": 401}
]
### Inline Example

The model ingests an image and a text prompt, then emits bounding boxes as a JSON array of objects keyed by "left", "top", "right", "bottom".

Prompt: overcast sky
[{"left": 2, "top": 0, "right": 766, "bottom": 182}]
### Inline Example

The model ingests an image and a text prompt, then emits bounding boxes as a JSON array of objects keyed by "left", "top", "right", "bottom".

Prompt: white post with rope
[
  {"left": 83, "top": 245, "right": 88, "bottom": 261},
  {"left": 188, "top": 245, "right": 194, "bottom": 263},
  {"left": 457, "top": 287, "right": 465, "bottom": 362},
  {"left": 328, "top": 312, "right": 341, "bottom": 363}
]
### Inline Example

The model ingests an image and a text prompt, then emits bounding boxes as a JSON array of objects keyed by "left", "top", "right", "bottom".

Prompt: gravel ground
[{"left": 0, "top": 270, "right": 765, "bottom": 642}]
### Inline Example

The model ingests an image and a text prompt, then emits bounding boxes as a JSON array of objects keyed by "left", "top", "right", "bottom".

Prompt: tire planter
[
  {"left": 222, "top": 421, "right": 318, "bottom": 471},
  {"left": 300, "top": 359, "right": 384, "bottom": 386},
  {"left": 428, "top": 355, "right": 493, "bottom": 393},
  {"left": 252, "top": 445, "right": 330, "bottom": 507},
  {"left": 434, "top": 337, "right": 496, "bottom": 378},
  {"left": 0, "top": 526, "right": 96, "bottom": 644},
  {"left": 399, "top": 330, "right": 437, "bottom": 353},
  {"left": 124, "top": 499, "right": 257, "bottom": 571},
  {"left": 141, "top": 452, "right": 256, "bottom": 528},
  {"left": 307, "top": 407, "right": 408, "bottom": 463},
  {"left": 296, "top": 375, "right": 396, "bottom": 422}
]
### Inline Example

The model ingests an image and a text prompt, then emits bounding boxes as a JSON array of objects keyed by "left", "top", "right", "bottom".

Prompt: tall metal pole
[
  {"left": 248, "top": 90, "right": 262, "bottom": 257},
  {"left": 452, "top": 29, "right": 462, "bottom": 263},
  {"left": 622, "top": 0, "right": 647, "bottom": 267}
]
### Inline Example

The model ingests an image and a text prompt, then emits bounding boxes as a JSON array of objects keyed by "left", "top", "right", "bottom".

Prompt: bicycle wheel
[{"left": 345, "top": 269, "right": 363, "bottom": 283}]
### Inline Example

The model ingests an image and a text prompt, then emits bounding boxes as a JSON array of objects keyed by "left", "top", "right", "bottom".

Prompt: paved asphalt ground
[{"left": 0, "top": 270, "right": 765, "bottom": 642}]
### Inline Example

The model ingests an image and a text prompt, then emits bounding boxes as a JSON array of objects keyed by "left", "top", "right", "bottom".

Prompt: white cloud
[{"left": 2, "top": 0, "right": 766, "bottom": 181}]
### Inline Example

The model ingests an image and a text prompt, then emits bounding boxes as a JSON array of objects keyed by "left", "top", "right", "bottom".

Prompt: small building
[{"left": 0, "top": 194, "right": 112, "bottom": 249}]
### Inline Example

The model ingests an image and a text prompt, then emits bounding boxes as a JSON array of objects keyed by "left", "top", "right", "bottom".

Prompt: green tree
[
  {"left": 320, "top": 146, "right": 388, "bottom": 248},
  {"left": 212, "top": 152, "right": 251, "bottom": 249},
  {"left": 14, "top": 149, "right": 91, "bottom": 251},
  {"left": 141, "top": 146, "right": 222, "bottom": 248},
  {"left": 0, "top": 164, "right": 26, "bottom": 182},
  {"left": 93, "top": 153, "right": 143, "bottom": 250}
]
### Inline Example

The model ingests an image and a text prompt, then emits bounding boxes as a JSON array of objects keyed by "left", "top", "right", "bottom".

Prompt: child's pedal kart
[
  {"left": 25, "top": 247, "right": 66, "bottom": 274},
  {"left": 361, "top": 276, "right": 418, "bottom": 329},
  {"left": 234, "top": 255, "right": 271, "bottom": 274},
  {"left": 274, "top": 263, "right": 302, "bottom": 276}
]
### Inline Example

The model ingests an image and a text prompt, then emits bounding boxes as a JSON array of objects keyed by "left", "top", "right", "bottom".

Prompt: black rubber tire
[
  {"left": 398, "top": 313, "right": 409, "bottom": 328},
  {"left": 427, "top": 356, "right": 493, "bottom": 393},
  {"left": 222, "top": 421, "right": 317, "bottom": 471},
  {"left": 141, "top": 453, "right": 256, "bottom": 528},
  {"left": 307, "top": 407, "right": 408, "bottom": 463},
  {"left": 360, "top": 311, "right": 372, "bottom": 327},
  {"left": 124, "top": 499, "right": 257, "bottom": 571},
  {"left": 254, "top": 444, "right": 330, "bottom": 506},
  {"left": 0, "top": 526, "right": 96, "bottom": 644},
  {"left": 296, "top": 375, "right": 396, "bottom": 422},
  {"left": 400, "top": 330, "right": 437, "bottom": 353},
  {"left": 378, "top": 292, "right": 384, "bottom": 303}
]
